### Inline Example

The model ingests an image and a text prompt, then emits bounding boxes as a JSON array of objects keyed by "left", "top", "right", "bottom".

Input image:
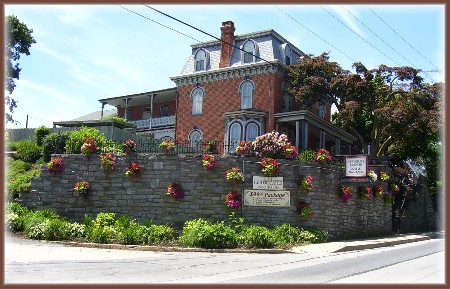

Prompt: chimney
[{"left": 219, "top": 21, "right": 235, "bottom": 68}]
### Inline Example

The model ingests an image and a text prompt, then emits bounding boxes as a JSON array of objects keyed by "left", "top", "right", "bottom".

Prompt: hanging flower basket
[
  {"left": 125, "top": 162, "right": 144, "bottom": 178},
  {"left": 74, "top": 181, "right": 91, "bottom": 198},
  {"left": 340, "top": 185, "right": 353, "bottom": 203},
  {"left": 225, "top": 191, "right": 242, "bottom": 210},
  {"left": 260, "top": 158, "right": 281, "bottom": 177},
  {"left": 202, "top": 154, "right": 218, "bottom": 171},
  {"left": 374, "top": 186, "right": 384, "bottom": 198},
  {"left": 81, "top": 137, "right": 98, "bottom": 157},
  {"left": 368, "top": 170, "right": 378, "bottom": 182},
  {"left": 315, "top": 148, "right": 332, "bottom": 165},
  {"left": 99, "top": 153, "right": 116, "bottom": 174},
  {"left": 380, "top": 171, "right": 390, "bottom": 182},
  {"left": 167, "top": 182, "right": 184, "bottom": 199},
  {"left": 122, "top": 139, "right": 137, "bottom": 154},
  {"left": 159, "top": 141, "right": 175, "bottom": 154},
  {"left": 226, "top": 167, "right": 244, "bottom": 185},
  {"left": 383, "top": 193, "right": 393, "bottom": 204},
  {"left": 205, "top": 141, "right": 218, "bottom": 154},
  {"left": 297, "top": 175, "right": 314, "bottom": 192},
  {"left": 46, "top": 157, "right": 64, "bottom": 174},
  {"left": 359, "top": 186, "right": 373, "bottom": 200},
  {"left": 235, "top": 141, "right": 252, "bottom": 156},
  {"left": 296, "top": 201, "right": 312, "bottom": 218}
]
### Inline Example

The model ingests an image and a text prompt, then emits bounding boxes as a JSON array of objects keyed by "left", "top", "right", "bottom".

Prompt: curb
[{"left": 292, "top": 234, "right": 433, "bottom": 254}]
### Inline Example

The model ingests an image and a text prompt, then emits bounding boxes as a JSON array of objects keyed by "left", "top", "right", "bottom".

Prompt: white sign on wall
[
  {"left": 345, "top": 155, "right": 368, "bottom": 177},
  {"left": 244, "top": 190, "right": 290, "bottom": 207},
  {"left": 252, "top": 176, "right": 284, "bottom": 190}
]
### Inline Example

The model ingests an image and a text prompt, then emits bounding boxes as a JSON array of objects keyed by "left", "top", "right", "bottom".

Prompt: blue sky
[{"left": 4, "top": 4, "right": 445, "bottom": 128}]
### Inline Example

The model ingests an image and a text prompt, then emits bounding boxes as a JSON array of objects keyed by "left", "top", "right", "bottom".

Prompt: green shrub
[
  {"left": 5, "top": 212, "right": 26, "bottom": 232},
  {"left": 272, "top": 223, "right": 301, "bottom": 246},
  {"left": 42, "top": 131, "right": 70, "bottom": 161},
  {"left": 102, "top": 115, "right": 130, "bottom": 123},
  {"left": 179, "top": 218, "right": 237, "bottom": 249},
  {"left": 67, "top": 222, "right": 86, "bottom": 239},
  {"left": 23, "top": 209, "right": 67, "bottom": 240},
  {"left": 298, "top": 228, "right": 328, "bottom": 244},
  {"left": 298, "top": 149, "right": 316, "bottom": 163},
  {"left": 6, "top": 202, "right": 30, "bottom": 216},
  {"left": 139, "top": 224, "right": 175, "bottom": 245},
  {"left": 13, "top": 140, "right": 42, "bottom": 163},
  {"left": 114, "top": 215, "right": 141, "bottom": 245},
  {"left": 7, "top": 158, "right": 31, "bottom": 175},
  {"left": 35, "top": 126, "right": 51, "bottom": 147},
  {"left": 6, "top": 164, "right": 41, "bottom": 199},
  {"left": 239, "top": 225, "right": 275, "bottom": 248},
  {"left": 65, "top": 127, "right": 107, "bottom": 154},
  {"left": 85, "top": 212, "right": 117, "bottom": 244}
]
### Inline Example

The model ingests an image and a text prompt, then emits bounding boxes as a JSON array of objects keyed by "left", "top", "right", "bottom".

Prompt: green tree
[{"left": 4, "top": 15, "right": 37, "bottom": 123}]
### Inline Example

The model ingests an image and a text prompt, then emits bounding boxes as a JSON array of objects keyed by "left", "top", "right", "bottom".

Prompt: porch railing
[{"left": 131, "top": 115, "right": 176, "bottom": 129}]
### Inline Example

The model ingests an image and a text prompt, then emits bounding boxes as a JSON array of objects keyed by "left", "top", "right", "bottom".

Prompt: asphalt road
[{"left": 4, "top": 235, "right": 445, "bottom": 284}]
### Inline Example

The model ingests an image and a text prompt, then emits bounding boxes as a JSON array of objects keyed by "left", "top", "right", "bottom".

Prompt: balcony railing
[{"left": 131, "top": 115, "right": 176, "bottom": 129}]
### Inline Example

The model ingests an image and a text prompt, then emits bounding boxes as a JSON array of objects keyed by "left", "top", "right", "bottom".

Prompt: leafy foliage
[
  {"left": 179, "top": 218, "right": 238, "bottom": 249},
  {"left": 6, "top": 158, "right": 41, "bottom": 199},
  {"left": 65, "top": 127, "right": 107, "bottom": 154},
  {"left": 42, "top": 131, "right": 71, "bottom": 161},
  {"left": 4, "top": 15, "right": 36, "bottom": 122},
  {"left": 34, "top": 126, "right": 51, "bottom": 147},
  {"left": 11, "top": 140, "right": 42, "bottom": 163},
  {"left": 238, "top": 225, "right": 275, "bottom": 249}
]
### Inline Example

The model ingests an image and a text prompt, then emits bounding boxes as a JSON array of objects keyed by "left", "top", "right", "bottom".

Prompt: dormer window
[
  {"left": 282, "top": 43, "right": 292, "bottom": 65},
  {"left": 239, "top": 80, "right": 254, "bottom": 109},
  {"left": 317, "top": 103, "right": 326, "bottom": 118},
  {"left": 194, "top": 49, "right": 209, "bottom": 71},
  {"left": 241, "top": 40, "right": 259, "bottom": 64}
]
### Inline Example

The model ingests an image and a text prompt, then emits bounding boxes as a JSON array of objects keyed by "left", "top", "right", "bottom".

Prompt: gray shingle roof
[{"left": 180, "top": 29, "right": 304, "bottom": 75}]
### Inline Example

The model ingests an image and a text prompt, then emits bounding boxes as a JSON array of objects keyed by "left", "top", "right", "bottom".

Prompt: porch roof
[{"left": 274, "top": 110, "right": 357, "bottom": 144}]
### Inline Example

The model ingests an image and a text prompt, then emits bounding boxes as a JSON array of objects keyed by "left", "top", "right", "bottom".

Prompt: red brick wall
[{"left": 175, "top": 73, "right": 284, "bottom": 142}]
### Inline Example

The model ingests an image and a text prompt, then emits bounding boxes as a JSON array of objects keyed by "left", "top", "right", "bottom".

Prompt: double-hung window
[{"left": 191, "top": 87, "right": 204, "bottom": 115}]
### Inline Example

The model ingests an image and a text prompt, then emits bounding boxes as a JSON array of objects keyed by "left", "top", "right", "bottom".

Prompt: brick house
[{"left": 99, "top": 21, "right": 356, "bottom": 154}]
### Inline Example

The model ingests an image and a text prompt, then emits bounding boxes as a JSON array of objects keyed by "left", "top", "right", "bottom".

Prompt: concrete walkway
[{"left": 292, "top": 232, "right": 443, "bottom": 254}]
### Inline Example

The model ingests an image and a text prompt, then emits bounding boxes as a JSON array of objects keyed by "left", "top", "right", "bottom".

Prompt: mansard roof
[{"left": 179, "top": 29, "right": 305, "bottom": 75}]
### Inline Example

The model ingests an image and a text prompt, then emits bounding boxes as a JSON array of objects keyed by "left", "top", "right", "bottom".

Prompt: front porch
[{"left": 274, "top": 110, "right": 358, "bottom": 155}]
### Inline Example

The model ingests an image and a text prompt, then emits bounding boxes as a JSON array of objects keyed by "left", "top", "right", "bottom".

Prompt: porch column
[
  {"left": 301, "top": 120, "right": 308, "bottom": 151},
  {"left": 295, "top": 120, "right": 300, "bottom": 151},
  {"left": 335, "top": 137, "right": 341, "bottom": 155},
  {"left": 100, "top": 102, "right": 106, "bottom": 119},
  {"left": 319, "top": 129, "right": 326, "bottom": 149},
  {"left": 149, "top": 94, "right": 154, "bottom": 130},
  {"left": 123, "top": 98, "right": 131, "bottom": 120}
]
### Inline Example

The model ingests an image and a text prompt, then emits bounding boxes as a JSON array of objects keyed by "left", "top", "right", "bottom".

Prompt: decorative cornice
[
  {"left": 222, "top": 110, "right": 267, "bottom": 123},
  {"left": 170, "top": 61, "right": 285, "bottom": 86}
]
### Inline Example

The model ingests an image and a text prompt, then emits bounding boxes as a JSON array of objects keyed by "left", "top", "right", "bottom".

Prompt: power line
[
  {"left": 274, "top": 6, "right": 356, "bottom": 63},
  {"left": 368, "top": 6, "right": 440, "bottom": 72},
  {"left": 320, "top": 5, "right": 402, "bottom": 67},
  {"left": 341, "top": 6, "right": 434, "bottom": 82}
]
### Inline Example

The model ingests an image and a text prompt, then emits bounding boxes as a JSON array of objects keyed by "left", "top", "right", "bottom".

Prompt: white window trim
[
  {"left": 241, "top": 39, "right": 259, "bottom": 64},
  {"left": 190, "top": 87, "right": 205, "bottom": 115},
  {"left": 194, "top": 49, "right": 210, "bottom": 72},
  {"left": 188, "top": 129, "right": 203, "bottom": 146},
  {"left": 238, "top": 80, "right": 255, "bottom": 110}
]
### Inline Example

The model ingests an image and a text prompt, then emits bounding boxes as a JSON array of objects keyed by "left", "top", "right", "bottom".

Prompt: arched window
[
  {"left": 189, "top": 130, "right": 202, "bottom": 147},
  {"left": 242, "top": 40, "right": 259, "bottom": 64},
  {"left": 191, "top": 87, "right": 204, "bottom": 115},
  {"left": 229, "top": 123, "right": 242, "bottom": 150},
  {"left": 194, "top": 49, "right": 209, "bottom": 71},
  {"left": 246, "top": 123, "right": 259, "bottom": 141},
  {"left": 239, "top": 80, "right": 254, "bottom": 110}
]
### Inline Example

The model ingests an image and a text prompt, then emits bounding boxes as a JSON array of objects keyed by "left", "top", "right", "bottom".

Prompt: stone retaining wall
[{"left": 22, "top": 154, "right": 393, "bottom": 240}]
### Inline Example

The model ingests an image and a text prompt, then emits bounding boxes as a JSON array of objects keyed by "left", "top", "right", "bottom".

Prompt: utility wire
[
  {"left": 368, "top": 6, "right": 440, "bottom": 72},
  {"left": 320, "top": 5, "right": 401, "bottom": 67},
  {"left": 274, "top": 6, "right": 356, "bottom": 63},
  {"left": 341, "top": 6, "right": 434, "bottom": 82}
]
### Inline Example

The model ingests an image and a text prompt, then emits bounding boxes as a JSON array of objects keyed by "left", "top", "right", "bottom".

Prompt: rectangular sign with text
[
  {"left": 345, "top": 155, "right": 368, "bottom": 177},
  {"left": 244, "top": 190, "right": 290, "bottom": 207},
  {"left": 252, "top": 176, "right": 284, "bottom": 190}
]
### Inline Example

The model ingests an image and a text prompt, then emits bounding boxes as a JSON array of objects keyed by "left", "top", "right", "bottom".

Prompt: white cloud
[{"left": 329, "top": 5, "right": 367, "bottom": 38}]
